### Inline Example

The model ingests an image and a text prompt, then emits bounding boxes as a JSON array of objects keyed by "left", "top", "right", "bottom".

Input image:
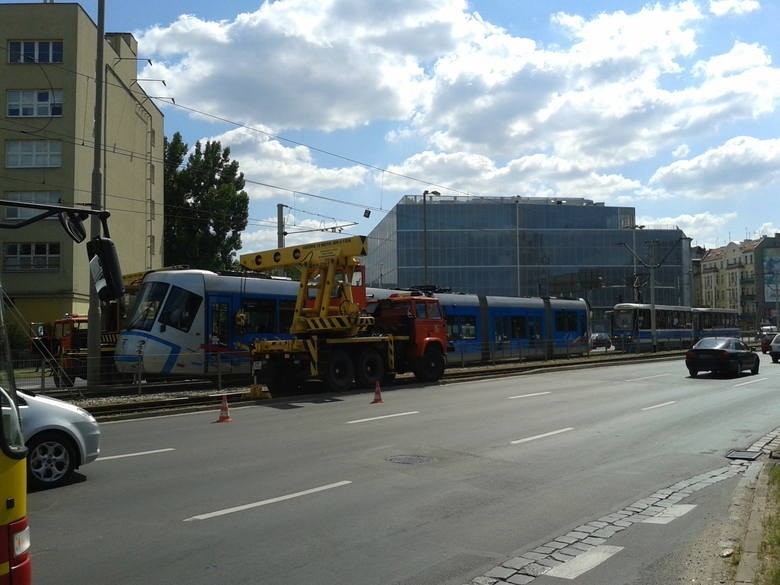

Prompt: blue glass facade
[{"left": 366, "top": 196, "right": 692, "bottom": 323}]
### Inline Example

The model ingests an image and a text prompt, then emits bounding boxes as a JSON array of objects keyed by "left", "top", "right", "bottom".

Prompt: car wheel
[
  {"left": 688, "top": 368, "right": 697, "bottom": 377},
  {"left": 751, "top": 359, "right": 759, "bottom": 375},
  {"left": 773, "top": 357, "right": 778, "bottom": 363},
  {"left": 27, "top": 431, "right": 78, "bottom": 490}
]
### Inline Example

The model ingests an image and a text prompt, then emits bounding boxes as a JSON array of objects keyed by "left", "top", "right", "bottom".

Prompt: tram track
[{"left": 61, "top": 349, "right": 681, "bottom": 420}]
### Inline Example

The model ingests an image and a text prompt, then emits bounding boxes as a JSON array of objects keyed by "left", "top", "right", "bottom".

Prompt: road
[{"left": 28, "top": 354, "right": 780, "bottom": 585}]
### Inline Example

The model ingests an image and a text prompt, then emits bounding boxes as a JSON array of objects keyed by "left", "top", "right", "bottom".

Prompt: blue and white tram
[
  {"left": 611, "top": 303, "right": 694, "bottom": 351},
  {"left": 114, "top": 268, "right": 592, "bottom": 380},
  {"left": 691, "top": 307, "right": 740, "bottom": 341},
  {"left": 437, "top": 293, "right": 590, "bottom": 366},
  {"left": 115, "top": 270, "right": 300, "bottom": 379}
]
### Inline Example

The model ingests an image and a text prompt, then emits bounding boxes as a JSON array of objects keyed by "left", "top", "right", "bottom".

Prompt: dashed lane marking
[
  {"left": 546, "top": 545, "right": 624, "bottom": 579},
  {"left": 733, "top": 377, "right": 768, "bottom": 388},
  {"left": 511, "top": 427, "right": 574, "bottom": 445},
  {"left": 346, "top": 411, "right": 419, "bottom": 424},
  {"left": 97, "top": 448, "right": 176, "bottom": 461},
  {"left": 183, "top": 480, "right": 353, "bottom": 521},
  {"left": 507, "top": 391, "right": 551, "bottom": 399},
  {"left": 641, "top": 400, "right": 676, "bottom": 411},
  {"left": 624, "top": 374, "right": 670, "bottom": 382}
]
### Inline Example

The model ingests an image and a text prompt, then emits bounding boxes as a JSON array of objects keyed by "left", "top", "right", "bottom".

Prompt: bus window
[
  {"left": 210, "top": 302, "right": 229, "bottom": 345},
  {"left": 240, "top": 298, "right": 277, "bottom": 334}
]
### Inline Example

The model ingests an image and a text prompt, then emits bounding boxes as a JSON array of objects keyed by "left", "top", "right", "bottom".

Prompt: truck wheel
[
  {"left": 414, "top": 345, "right": 445, "bottom": 383},
  {"left": 324, "top": 349, "right": 354, "bottom": 392},
  {"left": 355, "top": 348, "right": 384, "bottom": 387}
]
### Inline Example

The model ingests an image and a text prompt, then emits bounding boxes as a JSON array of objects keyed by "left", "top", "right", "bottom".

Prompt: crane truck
[{"left": 239, "top": 235, "right": 448, "bottom": 393}]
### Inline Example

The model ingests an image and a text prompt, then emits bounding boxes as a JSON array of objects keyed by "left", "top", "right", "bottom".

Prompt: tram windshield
[
  {"left": 125, "top": 281, "right": 169, "bottom": 331},
  {"left": 613, "top": 309, "right": 634, "bottom": 331}
]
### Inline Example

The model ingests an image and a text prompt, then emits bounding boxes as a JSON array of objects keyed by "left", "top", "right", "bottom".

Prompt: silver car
[{"left": 17, "top": 390, "right": 101, "bottom": 489}]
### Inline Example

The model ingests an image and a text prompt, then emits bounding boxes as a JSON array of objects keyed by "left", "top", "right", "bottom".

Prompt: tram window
[
  {"left": 511, "top": 316, "right": 526, "bottom": 338},
  {"left": 447, "top": 315, "right": 476, "bottom": 340},
  {"left": 210, "top": 302, "right": 229, "bottom": 345},
  {"left": 125, "top": 281, "right": 169, "bottom": 331},
  {"left": 240, "top": 298, "right": 276, "bottom": 334},
  {"left": 280, "top": 300, "right": 295, "bottom": 332},
  {"left": 160, "top": 286, "right": 201, "bottom": 332},
  {"left": 555, "top": 311, "right": 578, "bottom": 332}
]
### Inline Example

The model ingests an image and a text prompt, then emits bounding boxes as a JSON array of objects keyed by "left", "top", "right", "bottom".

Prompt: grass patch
[{"left": 757, "top": 464, "right": 780, "bottom": 585}]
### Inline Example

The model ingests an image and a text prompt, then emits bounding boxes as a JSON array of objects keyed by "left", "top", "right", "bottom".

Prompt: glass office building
[{"left": 366, "top": 195, "right": 692, "bottom": 325}]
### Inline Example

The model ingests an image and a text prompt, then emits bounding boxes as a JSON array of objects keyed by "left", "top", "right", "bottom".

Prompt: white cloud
[
  {"left": 638, "top": 211, "right": 738, "bottom": 247},
  {"left": 649, "top": 136, "right": 780, "bottom": 198},
  {"left": 708, "top": 0, "right": 761, "bottom": 16}
]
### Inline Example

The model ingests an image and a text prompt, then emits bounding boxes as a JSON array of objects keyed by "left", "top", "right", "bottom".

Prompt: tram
[
  {"left": 611, "top": 303, "right": 740, "bottom": 351},
  {"left": 114, "top": 269, "right": 591, "bottom": 380}
]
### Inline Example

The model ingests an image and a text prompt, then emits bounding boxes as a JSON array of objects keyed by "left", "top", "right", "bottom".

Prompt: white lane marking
[
  {"left": 546, "top": 545, "right": 623, "bottom": 579},
  {"left": 511, "top": 427, "right": 574, "bottom": 445},
  {"left": 641, "top": 401, "right": 676, "bottom": 411},
  {"left": 642, "top": 503, "right": 697, "bottom": 524},
  {"left": 734, "top": 377, "right": 768, "bottom": 388},
  {"left": 97, "top": 448, "right": 175, "bottom": 461},
  {"left": 346, "top": 411, "right": 419, "bottom": 424},
  {"left": 624, "top": 374, "right": 670, "bottom": 382},
  {"left": 507, "top": 391, "right": 551, "bottom": 400},
  {"left": 183, "top": 480, "right": 352, "bottom": 522}
]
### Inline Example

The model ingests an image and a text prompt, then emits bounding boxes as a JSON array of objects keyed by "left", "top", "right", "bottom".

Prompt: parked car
[
  {"left": 17, "top": 390, "right": 101, "bottom": 489},
  {"left": 685, "top": 337, "right": 760, "bottom": 378},
  {"left": 590, "top": 332, "right": 611, "bottom": 349},
  {"left": 758, "top": 326, "right": 778, "bottom": 353},
  {"left": 769, "top": 333, "right": 780, "bottom": 363}
]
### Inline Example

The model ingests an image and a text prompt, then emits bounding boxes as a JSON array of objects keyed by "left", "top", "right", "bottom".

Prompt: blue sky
[{"left": 15, "top": 0, "right": 780, "bottom": 252}]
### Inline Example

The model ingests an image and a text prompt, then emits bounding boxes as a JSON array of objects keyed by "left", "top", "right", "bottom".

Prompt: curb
[{"left": 734, "top": 460, "right": 771, "bottom": 584}]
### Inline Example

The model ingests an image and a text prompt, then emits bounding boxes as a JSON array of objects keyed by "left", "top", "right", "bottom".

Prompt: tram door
[{"left": 206, "top": 295, "right": 239, "bottom": 375}]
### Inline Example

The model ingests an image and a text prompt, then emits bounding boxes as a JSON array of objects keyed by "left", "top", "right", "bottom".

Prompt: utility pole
[{"left": 87, "top": 0, "right": 105, "bottom": 388}]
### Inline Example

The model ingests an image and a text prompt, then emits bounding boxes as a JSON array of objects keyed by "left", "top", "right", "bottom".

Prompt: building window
[
  {"left": 2, "top": 191, "right": 61, "bottom": 220},
  {"left": 3, "top": 242, "right": 60, "bottom": 272},
  {"left": 7, "top": 89, "right": 63, "bottom": 117},
  {"left": 5, "top": 140, "right": 62, "bottom": 168},
  {"left": 8, "top": 40, "right": 63, "bottom": 64}
]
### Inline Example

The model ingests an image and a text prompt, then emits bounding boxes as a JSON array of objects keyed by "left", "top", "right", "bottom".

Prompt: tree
[{"left": 163, "top": 132, "right": 249, "bottom": 270}]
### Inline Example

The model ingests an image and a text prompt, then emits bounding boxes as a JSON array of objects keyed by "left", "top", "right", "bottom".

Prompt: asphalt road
[{"left": 28, "top": 354, "right": 780, "bottom": 585}]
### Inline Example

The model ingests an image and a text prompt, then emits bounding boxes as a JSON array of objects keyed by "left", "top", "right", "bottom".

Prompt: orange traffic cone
[
  {"left": 215, "top": 395, "right": 232, "bottom": 422},
  {"left": 370, "top": 381, "right": 384, "bottom": 404}
]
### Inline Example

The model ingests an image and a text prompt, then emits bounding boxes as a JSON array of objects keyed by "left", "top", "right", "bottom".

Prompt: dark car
[
  {"left": 590, "top": 332, "right": 611, "bottom": 349},
  {"left": 685, "top": 337, "right": 759, "bottom": 378},
  {"left": 769, "top": 333, "right": 780, "bottom": 363}
]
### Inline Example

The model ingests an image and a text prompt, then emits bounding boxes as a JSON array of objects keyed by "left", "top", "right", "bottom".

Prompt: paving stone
[
  {"left": 614, "top": 519, "right": 633, "bottom": 527},
  {"left": 551, "top": 551, "right": 575, "bottom": 563},
  {"left": 471, "top": 578, "right": 498, "bottom": 585},
  {"left": 573, "top": 524, "right": 598, "bottom": 534},
  {"left": 588, "top": 520, "right": 608, "bottom": 528},
  {"left": 543, "top": 540, "right": 567, "bottom": 550},
  {"left": 535, "top": 557, "right": 562, "bottom": 569},
  {"left": 562, "top": 545, "right": 586, "bottom": 556},
  {"left": 507, "top": 574, "right": 535, "bottom": 585},
  {"left": 503, "top": 557, "right": 533, "bottom": 570},
  {"left": 485, "top": 567, "right": 515, "bottom": 580},
  {"left": 593, "top": 526, "right": 619, "bottom": 538},
  {"left": 533, "top": 545, "right": 555, "bottom": 554},
  {"left": 517, "top": 563, "right": 549, "bottom": 577},
  {"left": 582, "top": 536, "right": 607, "bottom": 546},
  {"left": 524, "top": 551, "right": 548, "bottom": 561}
]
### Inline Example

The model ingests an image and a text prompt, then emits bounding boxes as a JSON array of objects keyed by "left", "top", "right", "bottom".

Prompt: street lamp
[
  {"left": 422, "top": 190, "right": 439, "bottom": 286},
  {"left": 625, "top": 224, "right": 645, "bottom": 301}
]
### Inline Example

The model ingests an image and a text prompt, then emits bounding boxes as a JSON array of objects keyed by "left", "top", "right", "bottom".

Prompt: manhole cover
[
  {"left": 726, "top": 450, "right": 762, "bottom": 461},
  {"left": 385, "top": 455, "right": 434, "bottom": 465}
]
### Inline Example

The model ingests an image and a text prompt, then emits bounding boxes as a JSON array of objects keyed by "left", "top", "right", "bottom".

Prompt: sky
[{"left": 15, "top": 0, "right": 780, "bottom": 252}]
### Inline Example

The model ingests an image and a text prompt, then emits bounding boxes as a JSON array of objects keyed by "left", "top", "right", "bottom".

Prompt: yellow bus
[{"left": 0, "top": 302, "right": 31, "bottom": 585}]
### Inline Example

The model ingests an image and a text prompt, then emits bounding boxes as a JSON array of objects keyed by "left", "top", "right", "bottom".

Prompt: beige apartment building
[
  {"left": 700, "top": 238, "right": 761, "bottom": 330},
  {"left": 0, "top": 1, "right": 163, "bottom": 327}
]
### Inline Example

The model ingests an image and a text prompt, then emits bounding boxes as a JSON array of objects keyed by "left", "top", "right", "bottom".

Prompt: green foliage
[{"left": 163, "top": 132, "right": 249, "bottom": 270}]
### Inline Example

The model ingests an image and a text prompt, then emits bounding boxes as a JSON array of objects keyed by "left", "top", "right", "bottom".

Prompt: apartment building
[
  {"left": 0, "top": 2, "right": 164, "bottom": 325},
  {"left": 700, "top": 238, "right": 760, "bottom": 330}
]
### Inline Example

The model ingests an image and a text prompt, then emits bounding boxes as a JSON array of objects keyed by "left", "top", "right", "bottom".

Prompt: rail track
[{"left": 56, "top": 349, "right": 682, "bottom": 420}]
